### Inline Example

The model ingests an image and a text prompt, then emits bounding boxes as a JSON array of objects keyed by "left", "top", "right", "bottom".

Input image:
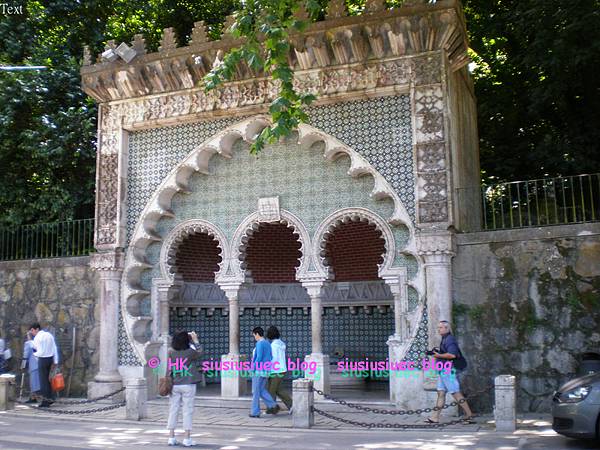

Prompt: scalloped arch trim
[{"left": 121, "top": 115, "right": 416, "bottom": 363}]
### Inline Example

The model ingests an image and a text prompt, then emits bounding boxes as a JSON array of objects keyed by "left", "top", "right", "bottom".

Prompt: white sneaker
[
  {"left": 167, "top": 437, "right": 178, "bottom": 446},
  {"left": 182, "top": 438, "right": 195, "bottom": 447}
]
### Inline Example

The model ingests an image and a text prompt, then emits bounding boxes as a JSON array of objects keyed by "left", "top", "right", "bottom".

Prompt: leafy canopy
[{"left": 203, "top": 0, "right": 322, "bottom": 154}]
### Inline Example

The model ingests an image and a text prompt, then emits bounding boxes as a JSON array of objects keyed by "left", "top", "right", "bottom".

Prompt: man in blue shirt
[
  {"left": 249, "top": 327, "right": 279, "bottom": 417},
  {"left": 426, "top": 320, "right": 475, "bottom": 424}
]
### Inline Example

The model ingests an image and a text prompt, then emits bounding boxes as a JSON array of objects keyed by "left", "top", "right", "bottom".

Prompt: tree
[
  {"left": 1, "top": 0, "right": 598, "bottom": 227},
  {"left": 464, "top": 0, "right": 600, "bottom": 182},
  {"left": 0, "top": 0, "right": 236, "bottom": 226},
  {"left": 203, "top": 0, "right": 322, "bottom": 154}
]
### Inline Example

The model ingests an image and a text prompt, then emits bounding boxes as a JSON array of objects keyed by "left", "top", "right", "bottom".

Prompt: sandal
[
  {"left": 462, "top": 416, "right": 476, "bottom": 424},
  {"left": 425, "top": 417, "right": 439, "bottom": 424}
]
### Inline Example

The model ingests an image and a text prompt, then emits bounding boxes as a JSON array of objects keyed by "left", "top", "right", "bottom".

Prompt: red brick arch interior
[
  {"left": 324, "top": 220, "right": 386, "bottom": 281},
  {"left": 174, "top": 232, "right": 223, "bottom": 282},
  {"left": 244, "top": 222, "right": 302, "bottom": 283}
]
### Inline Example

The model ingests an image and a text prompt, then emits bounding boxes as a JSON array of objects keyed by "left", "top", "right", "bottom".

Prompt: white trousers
[{"left": 167, "top": 384, "right": 196, "bottom": 431}]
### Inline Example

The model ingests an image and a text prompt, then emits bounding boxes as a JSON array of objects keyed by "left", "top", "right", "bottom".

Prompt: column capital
[
  {"left": 415, "top": 230, "right": 456, "bottom": 260},
  {"left": 381, "top": 267, "right": 408, "bottom": 293},
  {"left": 300, "top": 278, "right": 327, "bottom": 297},
  {"left": 216, "top": 280, "right": 244, "bottom": 301},
  {"left": 90, "top": 249, "right": 125, "bottom": 272},
  {"left": 152, "top": 276, "right": 182, "bottom": 295}
]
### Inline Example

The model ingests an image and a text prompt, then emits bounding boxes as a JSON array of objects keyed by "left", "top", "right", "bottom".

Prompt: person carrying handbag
[{"left": 165, "top": 331, "right": 203, "bottom": 447}]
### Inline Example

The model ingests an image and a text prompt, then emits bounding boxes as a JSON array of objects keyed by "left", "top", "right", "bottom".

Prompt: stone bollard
[
  {"left": 494, "top": 375, "right": 516, "bottom": 432},
  {"left": 292, "top": 378, "right": 314, "bottom": 428},
  {"left": 125, "top": 378, "right": 148, "bottom": 420},
  {"left": 0, "top": 374, "right": 16, "bottom": 411}
]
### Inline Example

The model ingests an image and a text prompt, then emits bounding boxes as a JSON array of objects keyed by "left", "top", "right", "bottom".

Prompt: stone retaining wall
[
  {"left": 453, "top": 223, "right": 600, "bottom": 412},
  {"left": 0, "top": 257, "right": 97, "bottom": 396}
]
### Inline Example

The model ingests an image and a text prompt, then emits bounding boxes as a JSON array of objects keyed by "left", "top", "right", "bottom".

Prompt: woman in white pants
[{"left": 167, "top": 330, "right": 203, "bottom": 447}]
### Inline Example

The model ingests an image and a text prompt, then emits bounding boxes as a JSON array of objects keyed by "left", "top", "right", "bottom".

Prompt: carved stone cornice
[
  {"left": 99, "top": 57, "right": 415, "bottom": 128},
  {"left": 90, "top": 250, "right": 125, "bottom": 272},
  {"left": 81, "top": 0, "right": 468, "bottom": 103}
]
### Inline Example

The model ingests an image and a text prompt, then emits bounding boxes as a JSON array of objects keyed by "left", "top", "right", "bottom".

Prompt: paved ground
[
  {"left": 0, "top": 412, "right": 598, "bottom": 450},
  {"left": 2, "top": 385, "right": 597, "bottom": 449},
  {"left": 6, "top": 396, "right": 483, "bottom": 431}
]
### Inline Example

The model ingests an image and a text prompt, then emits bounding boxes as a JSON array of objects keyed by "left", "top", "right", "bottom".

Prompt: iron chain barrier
[
  {"left": 311, "top": 383, "right": 494, "bottom": 429},
  {"left": 18, "top": 386, "right": 126, "bottom": 415},
  {"left": 39, "top": 401, "right": 126, "bottom": 415}
]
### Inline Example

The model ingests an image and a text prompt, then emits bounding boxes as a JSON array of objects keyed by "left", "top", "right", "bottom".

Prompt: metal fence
[
  {"left": 0, "top": 218, "right": 94, "bottom": 261},
  {"left": 482, "top": 173, "right": 600, "bottom": 230}
]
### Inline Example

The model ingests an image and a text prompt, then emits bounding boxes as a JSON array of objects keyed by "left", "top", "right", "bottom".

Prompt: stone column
[
  {"left": 302, "top": 280, "right": 330, "bottom": 397},
  {"left": 218, "top": 283, "right": 247, "bottom": 397},
  {"left": 146, "top": 277, "right": 180, "bottom": 398},
  {"left": 383, "top": 269, "right": 420, "bottom": 406},
  {"left": 88, "top": 250, "right": 124, "bottom": 399},
  {"left": 416, "top": 231, "right": 455, "bottom": 349},
  {"left": 382, "top": 269, "right": 409, "bottom": 340}
]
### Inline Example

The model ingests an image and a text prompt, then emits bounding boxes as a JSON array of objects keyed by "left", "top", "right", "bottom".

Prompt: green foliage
[
  {"left": 0, "top": 0, "right": 99, "bottom": 226},
  {"left": 463, "top": 0, "right": 600, "bottom": 182},
  {"left": 0, "top": 0, "right": 236, "bottom": 226},
  {"left": 203, "top": 0, "right": 320, "bottom": 154},
  {"left": 1, "top": 0, "right": 598, "bottom": 225}
]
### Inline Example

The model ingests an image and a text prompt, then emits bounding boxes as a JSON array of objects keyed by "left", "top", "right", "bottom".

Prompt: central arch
[{"left": 121, "top": 115, "right": 421, "bottom": 365}]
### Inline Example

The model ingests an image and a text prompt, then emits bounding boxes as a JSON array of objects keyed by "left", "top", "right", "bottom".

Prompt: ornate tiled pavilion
[{"left": 82, "top": 0, "right": 480, "bottom": 408}]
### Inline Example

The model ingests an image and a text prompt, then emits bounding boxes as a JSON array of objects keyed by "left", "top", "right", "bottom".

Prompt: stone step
[{"left": 147, "top": 393, "right": 411, "bottom": 414}]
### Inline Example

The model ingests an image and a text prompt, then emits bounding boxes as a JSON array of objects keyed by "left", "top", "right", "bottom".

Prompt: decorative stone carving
[
  {"left": 82, "top": 46, "right": 91, "bottom": 66},
  {"left": 96, "top": 153, "right": 119, "bottom": 246},
  {"left": 90, "top": 250, "right": 125, "bottom": 272},
  {"left": 415, "top": 86, "right": 444, "bottom": 140},
  {"left": 221, "top": 15, "right": 237, "bottom": 41},
  {"left": 365, "top": 0, "right": 385, "bottom": 13},
  {"left": 378, "top": 60, "right": 411, "bottom": 86},
  {"left": 418, "top": 201, "right": 448, "bottom": 223},
  {"left": 132, "top": 34, "right": 147, "bottom": 55},
  {"left": 413, "top": 54, "right": 442, "bottom": 85},
  {"left": 415, "top": 231, "right": 455, "bottom": 257},
  {"left": 294, "top": 2, "right": 309, "bottom": 20},
  {"left": 312, "top": 207, "right": 398, "bottom": 280},
  {"left": 120, "top": 116, "right": 416, "bottom": 363},
  {"left": 82, "top": 3, "right": 469, "bottom": 103},
  {"left": 178, "top": 280, "right": 396, "bottom": 309},
  {"left": 416, "top": 142, "right": 445, "bottom": 171},
  {"left": 257, "top": 197, "right": 281, "bottom": 222},
  {"left": 413, "top": 83, "right": 449, "bottom": 224},
  {"left": 190, "top": 21, "right": 208, "bottom": 46},
  {"left": 159, "top": 28, "right": 178, "bottom": 52},
  {"left": 159, "top": 219, "right": 229, "bottom": 282},
  {"left": 326, "top": 0, "right": 347, "bottom": 19}
]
